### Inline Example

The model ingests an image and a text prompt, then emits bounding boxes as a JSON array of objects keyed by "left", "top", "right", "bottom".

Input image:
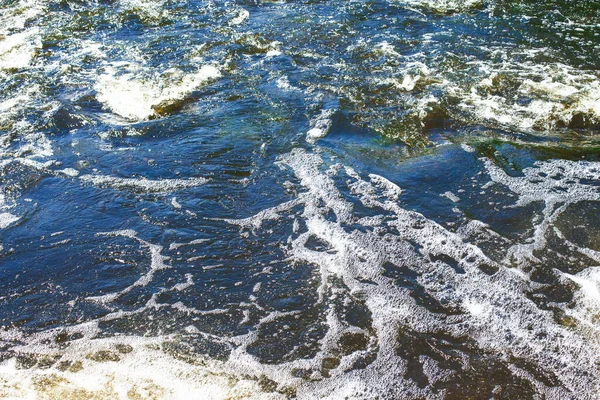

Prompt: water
[{"left": 1, "top": 0, "right": 600, "bottom": 398}]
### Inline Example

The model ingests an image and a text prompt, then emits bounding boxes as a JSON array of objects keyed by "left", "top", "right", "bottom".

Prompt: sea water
[{"left": 1, "top": 0, "right": 600, "bottom": 398}]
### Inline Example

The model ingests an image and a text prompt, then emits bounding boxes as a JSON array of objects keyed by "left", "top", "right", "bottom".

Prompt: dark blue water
[{"left": 1, "top": 0, "right": 600, "bottom": 398}]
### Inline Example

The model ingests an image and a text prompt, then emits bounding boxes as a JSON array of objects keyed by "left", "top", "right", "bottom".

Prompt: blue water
[{"left": 1, "top": 0, "right": 600, "bottom": 398}]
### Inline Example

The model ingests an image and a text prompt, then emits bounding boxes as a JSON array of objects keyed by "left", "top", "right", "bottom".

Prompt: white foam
[
  {"left": 95, "top": 65, "right": 221, "bottom": 121},
  {"left": 80, "top": 175, "right": 207, "bottom": 193},
  {"left": 0, "top": 0, "right": 44, "bottom": 35},
  {"left": 5, "top": 148, "right": 600, "bottom": 398},
  {"left": 374, "top": 41, "right": 400, "bottom": 58},
  {"left": 59, "top": 168, "right": 80, "bottom": 177},
  {"left": 345, "top": 42, "right": 600, "bottom": 138},
  {"left": 0, "top": 85, "right": 54, "bottom": 160},
  {"left": 169, "top": 238, "right": 208, "bottom": 251},
  {"left": 0, "top": 28, "right": 42, "bottom": 70},
  {"left": 173, "top": 274, "right": 194, "bottom": 291},
  {"left": 0, "top": 335, "right": 283, "bottom": 400},
  {"left": 0, "top": 212, "right": 19, "bottom": 229},
  {"left": 440, "top": 191, "right": 460, "bottom": 202},
  {"left": 370, "top": 61, "right": 430, "bottom": 93},
  {"left": 265, "top": 49, "right": 283, "bottom": 58},
  {"left": 0, "top": 0, "right": 44, "bottom": 69},
  {"left": 306, "top": 109, "right": 335, "bottom": 143},
  {"left": 231, "top": 8, "right": 249, "bottom": 25},
  {"left": 456, "top": 62, "right": 600, "bottom": 133},
  {"left": 171, "top": 197, "right": 182, "bottom": 209},
  {"left": 398, "top": 0, "right": 483, "bottom": 13},
  {"left": 484, "top": 157, "right": 600, "bottom": 265},
  {"left": 225, "top": 148, "right": 600, "bottom": 396},
  {"left": 119, "top": 0, "right": 168, "bottom": 21}
]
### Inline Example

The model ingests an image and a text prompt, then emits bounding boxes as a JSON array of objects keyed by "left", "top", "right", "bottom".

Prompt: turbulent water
[{"left": 1, "top": 0, "right": 600, "bottom": 398}]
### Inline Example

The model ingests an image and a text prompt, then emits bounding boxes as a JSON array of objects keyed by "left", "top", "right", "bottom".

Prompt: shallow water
[{"left": 1, "top": 0, "right": 600, "bottom": 398}]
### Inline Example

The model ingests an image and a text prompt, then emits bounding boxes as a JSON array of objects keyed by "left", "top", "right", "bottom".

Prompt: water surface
[{"left": 1, "top": 0, "right": 600, "bottom": 398}]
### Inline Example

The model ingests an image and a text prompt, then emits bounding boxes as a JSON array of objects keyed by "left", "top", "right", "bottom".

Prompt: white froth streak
[
  {"left": 223, "top": 199, "right": 303, "bottom": 231},
  {"left": 3, "top": 148, "right": 600, "bottom": 398},
  {"left": 80, "top": 174, "right": 207, "bottom": 192},
  {"left": 221, "top": 152, "right": 434, "bottom": 392},
  {"left": 276, "top": 150, "right": 462, "bottom": 395},
  {"left": 484, "top": 157, "right": 600, "bottom": 266},
  {"left": 227, "top": 148, "right": 600, "bottom": 396},
  {"left": 86, "top": 230, "right": 170, "bottom": 304},
  {"left": 553, "top": 231, "right": 600, "bottom": 331},
  {"left": 481, "top": 156, "right": 600, "bottom": 340}
]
